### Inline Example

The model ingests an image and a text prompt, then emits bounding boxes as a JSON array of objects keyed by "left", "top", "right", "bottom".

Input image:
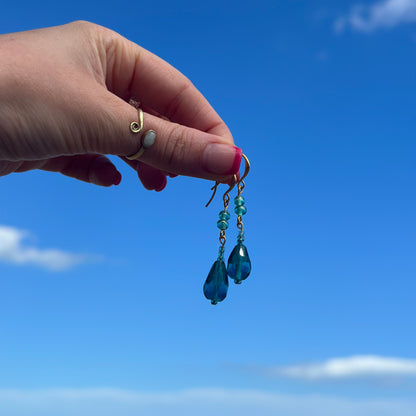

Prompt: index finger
[{"left": 103, "top": 30, "right": 233, "bottom": 141}]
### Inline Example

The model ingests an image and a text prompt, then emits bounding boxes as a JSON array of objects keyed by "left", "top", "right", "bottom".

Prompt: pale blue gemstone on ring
[{"left": 143, "top": 130, "right": 156, "bottom": 149}]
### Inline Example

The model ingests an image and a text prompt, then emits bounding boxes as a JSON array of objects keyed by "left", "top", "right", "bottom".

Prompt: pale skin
[{"left": 0, "top": 21, "right": 242, "bottom": 191}]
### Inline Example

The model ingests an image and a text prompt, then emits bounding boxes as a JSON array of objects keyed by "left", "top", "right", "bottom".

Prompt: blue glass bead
[
  {"left": 203, "top": 260, "right": 229, "bottom": 305},
  {"left": 218, "top": 210, "right": 231, "bottom": 221},
  {"left": 227, "top": 243, "right": 251, "bottom": 284},
  {"left": 234, "top": 195, "right": 245, "bottom": 207},
  {"left": 217, "top": 220, "right": 229, "bottom": 230},
  {"left": 234, "top": 205, "right": 247, "bottom": 216},
  {"left": 237, "top": 232, "right": 245, "bottom": 243}
]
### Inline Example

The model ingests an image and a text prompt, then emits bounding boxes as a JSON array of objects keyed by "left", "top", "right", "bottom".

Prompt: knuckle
[
  {"left": 67, "top": 20, "right": 96, "bottom": 32},
  {"left": 162, "top": 124, "right": 189, "bottom": 171},
  {"left": 164, "top": 79, "right": 193, "bottom": 120},
  {"left": 66, "top": 20, "right": 110, "bottom": 42}
]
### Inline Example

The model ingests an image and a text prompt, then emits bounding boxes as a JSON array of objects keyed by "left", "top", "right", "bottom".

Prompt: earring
[
  {"left": 203, "top": 178, "right": 237, "bottom": 305},
  {"left": 227, "top": 155, "right": 251, "bottom": 284}
]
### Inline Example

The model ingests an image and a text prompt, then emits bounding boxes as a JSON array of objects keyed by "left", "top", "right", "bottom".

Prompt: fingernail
[
  {"left": 155, "top": 176, "right": 167, "bottom": 192},
  {"left": 202, "top": 144, "right": 242, "bottom": 175},
  {"left": 112, "top": 171, "right": 122, "bottom": 185}
]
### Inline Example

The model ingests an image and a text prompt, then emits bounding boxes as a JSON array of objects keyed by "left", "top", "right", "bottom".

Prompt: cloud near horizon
[
  {"left": 335, "top": 0, "right": 416, "bottom": 33},
  {"left": 264, "top": 355, "right": 416, "bottom": 381},
  {"left": 0, "top": 225, "right": 91, "bottom": 271},
  {"left": 0, "top": 387, "right": 415, "bottom": 416}
]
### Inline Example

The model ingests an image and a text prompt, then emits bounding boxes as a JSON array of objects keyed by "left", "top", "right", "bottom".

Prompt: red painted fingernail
[
  {"left": 112, "top": 171, "right": 122, "bottom": 185},
  {"left": 155, "top": 176, "right": 167, "bottom": 192},
  {"left": 202, "top": 144, "right": 242, "bottom": 175}
]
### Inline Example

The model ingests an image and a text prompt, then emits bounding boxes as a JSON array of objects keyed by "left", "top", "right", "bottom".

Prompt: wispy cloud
[
  {"left": 0, "top": 225, "right": 91, "bottom": 271},
  {"left": 335, "top": 0, "right": 416, "bottom": 33},
  {"left": 0, "top": 388, "right": 415, "bottom": 416},
  {"left": 264, "top": 355, "right": 416, "bottom": 381}
]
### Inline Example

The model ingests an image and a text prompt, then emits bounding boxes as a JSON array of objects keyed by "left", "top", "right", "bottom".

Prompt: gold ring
[
  {"left": 129, "top": 108, "right": 144, "bottom": 134},
  {"left": 126, "top": 106, "right": 157, "bottom": 160},
  {"left": 126, "top": 130, "right": 157, "bottom": 160}
]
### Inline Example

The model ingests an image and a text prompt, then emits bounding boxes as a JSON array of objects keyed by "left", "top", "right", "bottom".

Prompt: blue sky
[{"left": 1, "top": 0, "right": 416, "bottom": 415}]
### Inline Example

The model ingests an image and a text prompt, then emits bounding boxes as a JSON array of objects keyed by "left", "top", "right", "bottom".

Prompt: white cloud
[
  {"left": 335, "top": 0, "right": 416, "bottom": 33},
  {"left": 0, "top": 225, "right": 90, "bottom": 271},
  {"left": 0, "top": 388, "right": 415, "bottom": 416},
  {"left": 265, "top": 355, "right": 416, "bottom": 381}
]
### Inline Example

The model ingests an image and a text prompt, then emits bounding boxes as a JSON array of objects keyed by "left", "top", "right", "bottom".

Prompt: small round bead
[
  {"left": 217, "top": 220, "right": 229, "bottom": 230},
  {"left": 218, "top": 210, "right": 231, "bottom": 221},
  {"left": 234, "top": 196, "right": 245, "bottom": 207},
  {"left": 237, "top": 232, "right": 245, "bottom": 242},
  {"left": 234, "top": 205, "right": 247, "bottom": 216}
]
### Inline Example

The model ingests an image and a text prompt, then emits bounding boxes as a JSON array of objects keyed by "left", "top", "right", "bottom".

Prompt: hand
[{"left": 0, "top": 21, "right": 242, "bottom": 190}]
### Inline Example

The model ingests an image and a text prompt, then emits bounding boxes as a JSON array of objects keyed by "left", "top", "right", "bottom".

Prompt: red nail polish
[
  {"left": 202, "top": 144, "right": 243, "bottom": 175},
  {"left": 224, "top": 147, "right": 243, "bottom": 175},
  {"left": 155, "top": 176, "right": 167, "bottom": 192},
  {"left": 112, "top": 172, "right": 122, "bottom": 185}
]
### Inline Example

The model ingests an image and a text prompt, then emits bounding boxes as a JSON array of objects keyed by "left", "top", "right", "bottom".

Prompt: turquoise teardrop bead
[
  {"left": 227, "top": 243, "right": 251, "bottom": 284},
  {"left": 203, "top": 260, "right": 229, "bottom": 305}
]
